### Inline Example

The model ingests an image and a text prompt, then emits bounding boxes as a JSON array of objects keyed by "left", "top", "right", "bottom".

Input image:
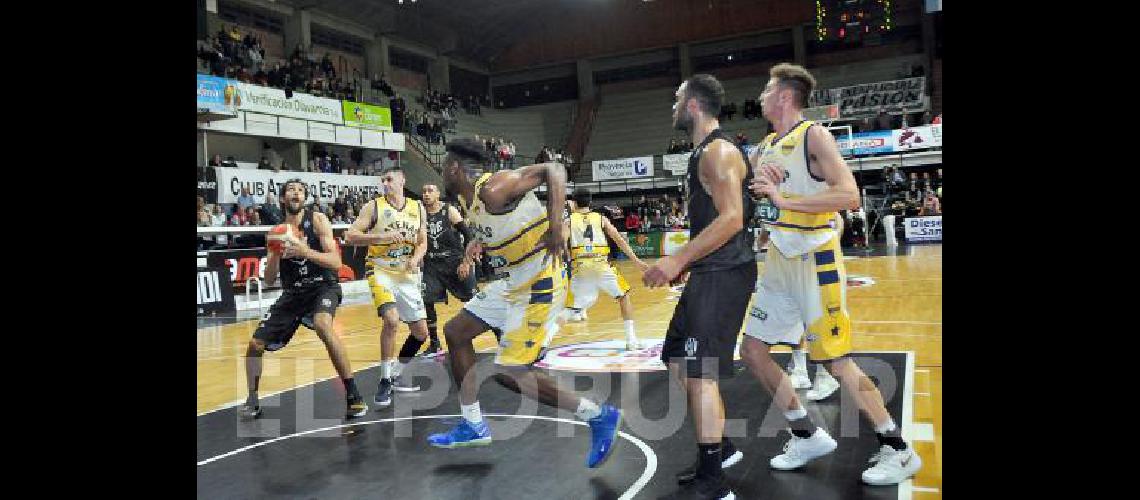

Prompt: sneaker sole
[
  {"left": 588, "top": 410, "right": 622, "bottom": 468},
  {"left": 374, "top": 399, "right": 392, "bottom": 408},
  {"left": 862, "top": 457, "right": 922, "bottom": 485},
  {"left": 429, "top": 437, "right": 492, "bottom": 449},
  {"left": 769, "top": 438, "right": 838, "bottom": 471},
  {"left": 393, "top": 386, "right": 421, "bottom": 393},
  {"left": 806, "top": 383, "right": 840, "bottom": 401},
  {"left": 347, "top": 408, "right": 368, "bottom": 418}
]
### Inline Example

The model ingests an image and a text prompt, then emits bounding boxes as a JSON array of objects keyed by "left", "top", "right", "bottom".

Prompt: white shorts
[
  {"left": 567, "top": 259, "right": 631, "bottom": 310},
  {"left": 367, "top": 268, "right": 427, "bottom": 323},
  {"left": 744, "top": 236, "right": 853, "bottom": 361},
  {"left": 463, "top": 265, "right": 565, "bottom": 366}
]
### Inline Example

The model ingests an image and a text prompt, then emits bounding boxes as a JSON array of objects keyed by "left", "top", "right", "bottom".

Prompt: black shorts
[
  {"left": 422, "top": 259, "right": 477, "bottom": 304},
  {"left": 253, "top": 284, "right": 342, "bottom": 351},
  {"left": 661, "top": 262, "right": 758, "bottom": 379}
]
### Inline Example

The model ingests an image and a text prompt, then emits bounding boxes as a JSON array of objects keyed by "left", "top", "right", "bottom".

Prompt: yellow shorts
[
  {"left": 463, "top": 260, "right": 565, "bottom": 366},
  {"left": 744, "top": 235, "right": 852, "bottom": 361},
  {"left": 367, "top": 267, "right": 426, "bottom": 323}
]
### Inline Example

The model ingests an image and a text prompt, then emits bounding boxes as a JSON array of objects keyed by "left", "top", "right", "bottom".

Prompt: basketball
[{"left": 266, "top": 223, "right": 300, "bottom": 254}]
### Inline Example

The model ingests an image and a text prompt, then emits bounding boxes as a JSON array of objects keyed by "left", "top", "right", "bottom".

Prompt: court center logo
[{"left": 534, "top": 340, "right": 667, "bottom": 373}]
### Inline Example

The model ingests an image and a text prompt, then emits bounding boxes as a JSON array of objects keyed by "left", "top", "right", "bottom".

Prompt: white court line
[
  {"left": 914, "top": 392, "right": 930, "bottom": 396},
  {"left": 911, "top": 423, "right": 935, "bottom": 442},
  {"left": 912, "top": 486, "right": 940, "bottom": 493},
  {"left": 898, "top": 350, "right": 916, "bottom": 500},
  {"left": 196, "top": 413, "right": 657, "bottom": 500}
]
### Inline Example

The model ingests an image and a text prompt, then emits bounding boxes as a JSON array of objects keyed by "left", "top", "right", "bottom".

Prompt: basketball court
[{"left": 197, "top": 245, "right": 942, "bottom": 498}]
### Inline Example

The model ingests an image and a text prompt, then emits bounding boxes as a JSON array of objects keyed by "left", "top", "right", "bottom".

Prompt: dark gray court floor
[{"left": 197, "top": 352, "right": 906, "bottom": 500}]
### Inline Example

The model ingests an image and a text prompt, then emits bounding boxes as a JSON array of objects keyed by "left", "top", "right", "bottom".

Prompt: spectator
[
  {"left": 210, "top": 204, "right": 230, "bottom": 247},
  {"left": 257, "top": 157, "right": 273, "bottom": 170},
  {"left": 625, "top": 211, "right": 641, "bottom": 233},
  {"left": 208, "top": 154, "right": 223, "bottom": 167},
  {"left": 333, "top": 196, "right": 348, "bottom": 219},
  {"left": 197, "top": 196, "right": 211, "bottom": 226},
  {"left": 876, "top": 111, "right": 892, "bottom": 131},
  {"left": 932, "top": 113, "right": 942, "bottom": 125},
  {"left": 249, "top": 209, "right": 262, "bottom": 226},
  {"left": 229, "top": 205, "right": 249, "bottom": 225},
  {"left": 668, "top": 139, "right": 679, "bottom": 154},
  {"left": 920, "top": 190, "right": 941, "bottom": 216},
  {"left": 922, "top": 110, "right": 933, "bottom": 125},
  {"left": 260, "top": 193, "right": 283, "bottom": 225},
  {"left": 236, "top": 186, "right": 256, "bottom": 211},
  {"left": 346, "top": 206, "right": 357, "bottom": 224}
]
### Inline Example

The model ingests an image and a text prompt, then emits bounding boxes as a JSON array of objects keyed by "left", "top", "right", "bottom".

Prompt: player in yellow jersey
[
  {"left": 425, "top": 138, "right": 622, "bottom": 470},
  {"left": 561, "top": 188, "right": 649, "bottom": 350},
  {"left": 345, "top": 167, "right": 430, "bottom": 408},
  {"left": 743, "top": 63, "right": 920, "bottom": 485}
]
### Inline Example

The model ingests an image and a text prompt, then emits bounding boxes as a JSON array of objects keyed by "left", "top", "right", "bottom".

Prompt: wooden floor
[{"left": 197, "top": 244, "right": 942, "bottom": 497}]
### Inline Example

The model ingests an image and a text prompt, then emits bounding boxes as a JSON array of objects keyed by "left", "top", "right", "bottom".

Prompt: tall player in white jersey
[
  {"left": 741, "top": 63, "right": 920, "bottom": 485},
  {"left": 345, "top": 167, "right": 430, "bottom": 408}
]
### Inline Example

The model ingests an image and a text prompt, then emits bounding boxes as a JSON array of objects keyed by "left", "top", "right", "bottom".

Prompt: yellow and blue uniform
[
  {"left": 365, "top": 195, "right": 427, "bottom": 322},
  {"left": 566, "top": 210, "right": 630, "bottom": 311},
  {"left": 745, "top": 120, "right": 852, "bottom": 361},
  {"left": 462, "top": 173, "right": 565, "bottom": 366}
]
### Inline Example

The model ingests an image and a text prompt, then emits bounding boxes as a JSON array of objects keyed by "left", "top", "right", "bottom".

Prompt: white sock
[
  {"left": 574, "top": 398, "right": 602, "bottom": 421},
  {"left": 381, "top": 359, "right": 393, "bottom": 380},
  {"left": 874, "top": 418, "right": 897, "bottom": 435},
  {"left": 624, "top": 320, "right": 636, "bottom": 342},
  {"left": 394, "top": 359, "right": 407, "bottom": 378},
  {"left": 784, "top": 406, "right": 807, "bottom": 421},
  {"left": 461, "top": 401, "right": 484, "bottom": 424},
  {"left": 792, "top": 349, "right": 807, "bottom": 373}
]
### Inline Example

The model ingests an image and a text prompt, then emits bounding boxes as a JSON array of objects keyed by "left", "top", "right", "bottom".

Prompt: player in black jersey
[
  {"left": 419, "top": 183, "right": 480, "bottom": 355},
  {"left": 239, "top": 179, "right": 367, "bottom": 420},
  {"left": 643, "top": 74, "right": 755, "bottom": 500}
]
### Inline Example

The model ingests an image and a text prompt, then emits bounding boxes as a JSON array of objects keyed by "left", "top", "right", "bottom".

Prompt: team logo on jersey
[
  {"left": 488, "top": 255, "right": 508, "bottom": 268},
  {"left": 322, "top": 298, "right": 332, "bottom": 307},
  {"left": 806, "top": 333, "right": 818, "bottom": 342},
  {"left": 303, "top": 220, "right": 311, "bottom": 229},
  {"left": 684, "top": 337, "right": 699, "bottom": 358},
  {"left": 384, "top": 210, "right": 393, "bottom": 218},
  {"left": 749, "top": 307, "right": 768, "bottom": 321}
]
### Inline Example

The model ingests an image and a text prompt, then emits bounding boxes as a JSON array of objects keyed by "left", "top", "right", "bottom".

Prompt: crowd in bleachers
[{"left": 198, "top": 25, "right": 358, "bottom": 101}]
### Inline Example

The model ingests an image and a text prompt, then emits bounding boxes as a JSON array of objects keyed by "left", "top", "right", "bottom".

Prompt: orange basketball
[{"left": 266, "top": 223, "right": 300, "bottom": 254}]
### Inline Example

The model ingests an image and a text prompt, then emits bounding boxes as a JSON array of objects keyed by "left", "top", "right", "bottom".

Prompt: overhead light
[{"left": 727, "top": 55, "right": 734, "bottom": 61}]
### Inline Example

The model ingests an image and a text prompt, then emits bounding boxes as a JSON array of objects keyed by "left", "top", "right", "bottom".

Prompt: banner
[
  {"left": 205, "top": 238, "right": 367, "bottom": 292},
  {"left": 197, "top": 266, "right": 236, "bottom": 316},
  {"left": 893, "top": 125, "right": 940, "bottom": 152},
  {"left": 662, "top": 153, "right": 690, "bottom": 176},
  {"left": 236, "top": 83, "right": 343, "bottom": 124},
  {"left": 213, "top": 167, "right": 383, "bottom": 205},
  {"left": 197, "top": 75, "right": 239, "bottom": 116},
  {"left": 810, "top": 77, "right": 926, "bottom": 118},
  {"left": 836, "top": 130, "right": 895, "bottom": 156},
  {"left": 592, "top": 156, "right": 654, "bottom": 181},
  {"left": 661, "top": 231, "right": 690, "bottom": 256},
  {"left": 625, "top": 232, "right": 663, "bottom": 258},
  {"left": 342, "top": 101, "right": 393, "bottom": 132},
  {"left": 904, "top": 216, "right": 942, "bottom": 242},
  {"left": 836, "top": 124, "right": 943, "bottom": 156}
]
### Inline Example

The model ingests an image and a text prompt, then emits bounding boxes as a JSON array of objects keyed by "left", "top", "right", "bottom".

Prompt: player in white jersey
[
  {"left": 345, "top": 167, "right": 430, "bottom": 408},
  {"left": 742, "top": 63, "right": 920, "bottom": 485},
  {"left": 425, "top": 138, "right": 623, "bottom": 471},
  {"left": 561, "top": 188, "right": 649, "bottom": 350}
]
